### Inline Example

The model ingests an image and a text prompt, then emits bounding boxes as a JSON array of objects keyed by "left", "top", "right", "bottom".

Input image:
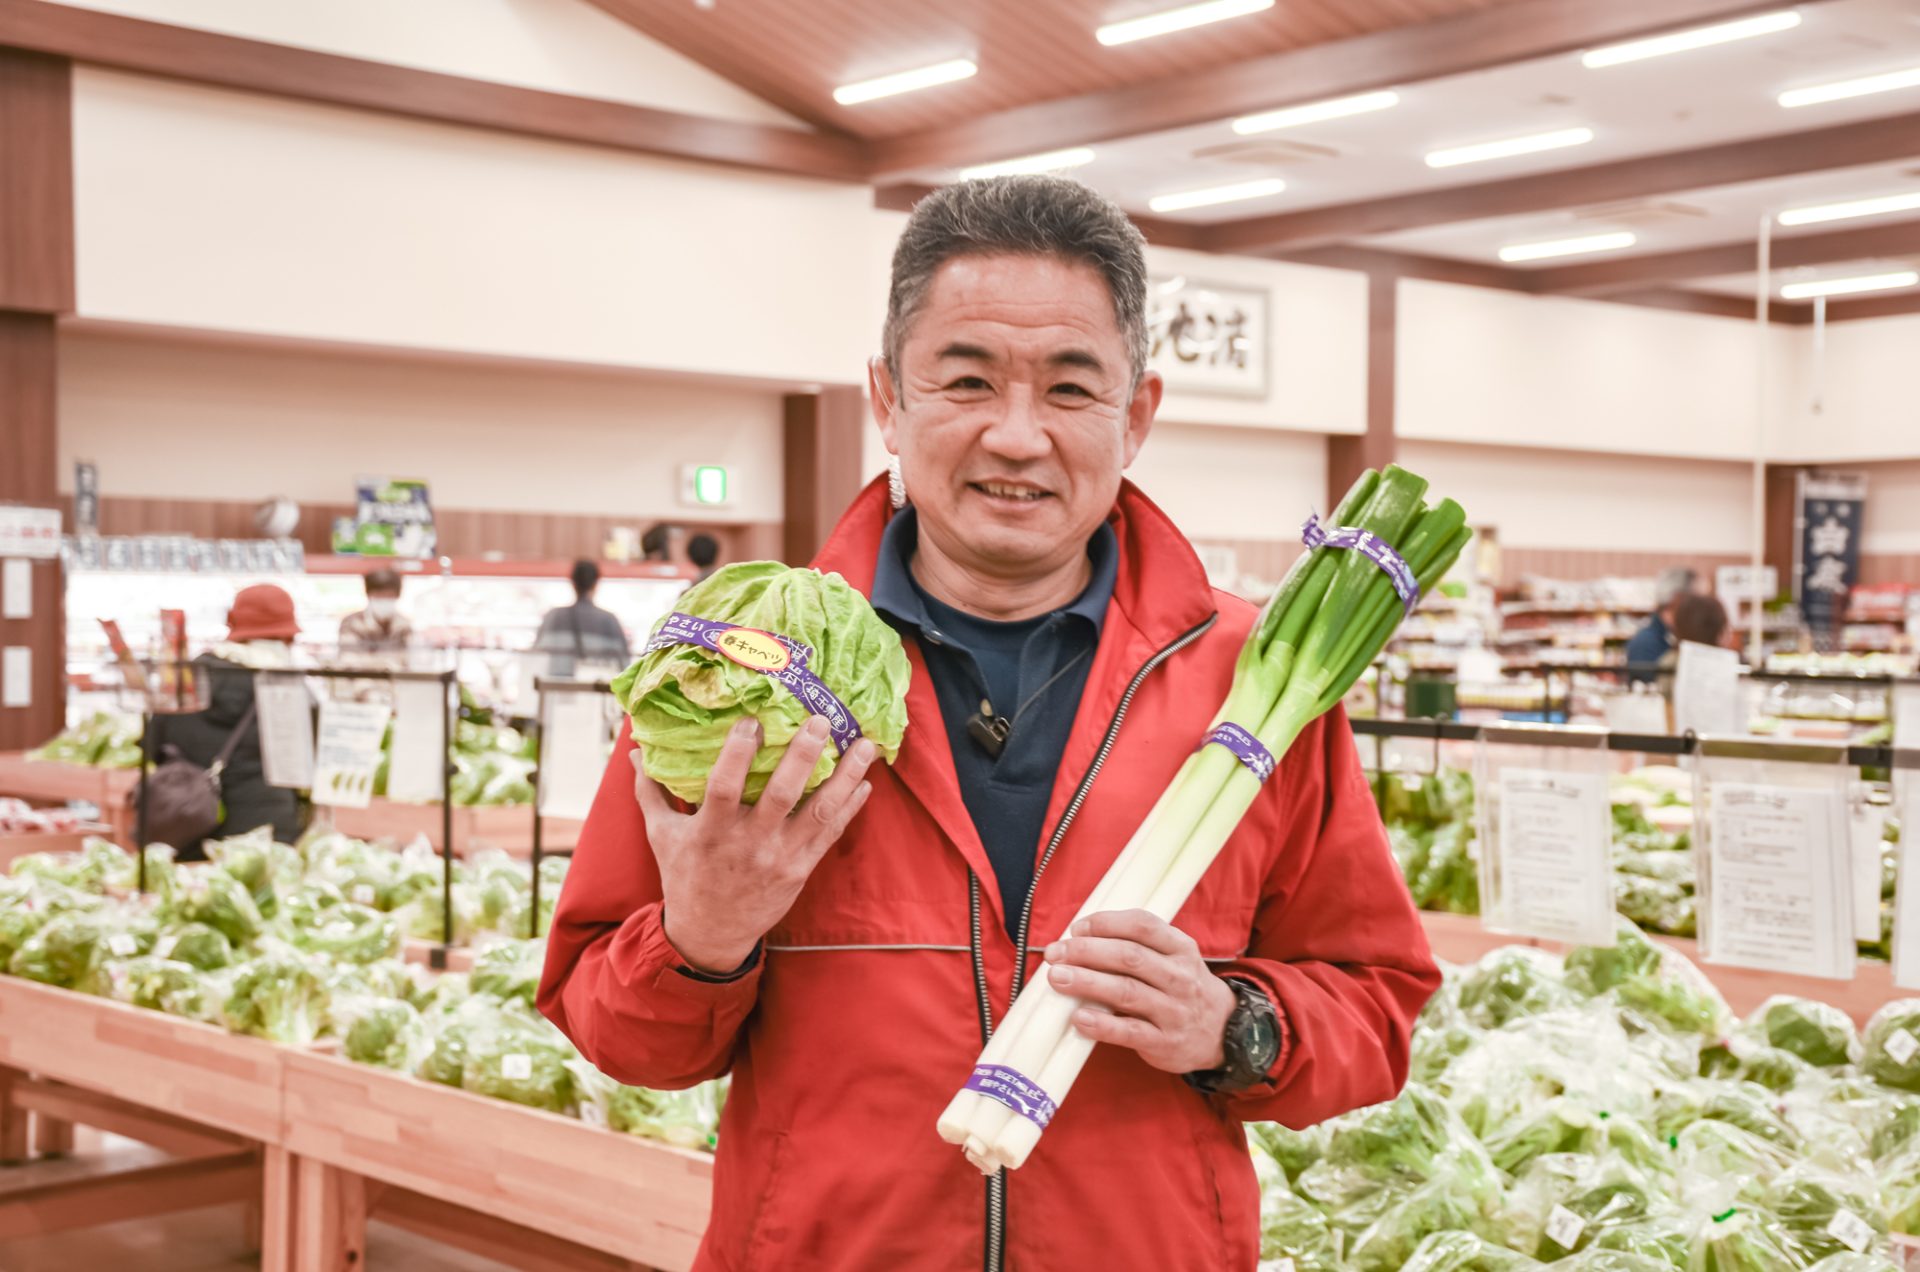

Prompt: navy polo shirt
[{"left": 871, "top": 507, "right": 1118, "bottom": 936}]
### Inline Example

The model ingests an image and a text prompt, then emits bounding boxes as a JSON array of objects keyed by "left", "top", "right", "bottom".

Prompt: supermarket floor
[{"left": 0, "top": 1131, "right": 506, "bottom": 1272}]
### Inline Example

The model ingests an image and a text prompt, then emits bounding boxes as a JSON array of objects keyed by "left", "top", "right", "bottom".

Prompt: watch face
[{"left": 1241, "top": 1013, "right": 1280, "bottom": 1072}]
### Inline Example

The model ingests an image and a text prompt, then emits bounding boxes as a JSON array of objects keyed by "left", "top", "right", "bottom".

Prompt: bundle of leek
[{"left": 937, "top": 464, "right": 1469, "bottom": 1173}]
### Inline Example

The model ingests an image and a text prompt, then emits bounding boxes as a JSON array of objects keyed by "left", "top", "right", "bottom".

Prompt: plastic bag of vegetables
[
  {"left": 106, "top": 955, "right": 209, "bottom": 1019},
  {"left": 221, "top": 951, "right": 330, "bottom": 1044},
  {"left": 1747, "top": 995, "right": 1858, "bottom": 1068},
  {"left": 460, "top": 1010, "right": 578, "bottom": 1113},
  {"left": 165, "top": 865, "right": 265, "bottom": 947},
  {"left": 613, "top": 561, "right": 912, "bottom": 805},
  {"left": 1860, "top": 1000, "right": 1920, "bottom": 1093},
  {"left": 469, "top": 938, "right": 543, "bottom": 1006},
  {"left": 290, "top": 901, "right": 400, "bottom": 965},
  {"left": 1399, "top": 1231, "right": 1541, "bottom": 1271},
  {"left": 339, "top": 995, "right": 428, "bottom": 1071}
]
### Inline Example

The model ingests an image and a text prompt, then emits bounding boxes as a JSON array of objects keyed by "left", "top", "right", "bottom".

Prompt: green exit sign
[{"left": 680, "top": 464, "right": 730, "bottom": 507}]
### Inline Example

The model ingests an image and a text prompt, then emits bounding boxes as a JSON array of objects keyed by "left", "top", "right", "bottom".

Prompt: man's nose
[{"left": 978, "top": 387, "right": 1051, "bottom": 461}]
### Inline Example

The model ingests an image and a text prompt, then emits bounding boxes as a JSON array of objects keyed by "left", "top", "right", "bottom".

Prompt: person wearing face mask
[{"left": 338, "top": 568, "right": 412, "bottom": 657}]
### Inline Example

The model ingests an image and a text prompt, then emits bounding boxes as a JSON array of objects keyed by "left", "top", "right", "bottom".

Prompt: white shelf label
[
  {"left": 1546, "top": 1205, "right": 1587, "bottom": 1250},
  {"left": 501, "top": 1053, "right": 533, "bottom": 1081},
  {"left": 1490, "top": 768, "right": 1615, "bottom": 946},
  {"left": 311, "top": 700, "right": 391, "bottom": 809},
  {"left": 1826, "top": 1208, "right": 1874, "bottom": 1253},
  {"left": 1704, "top": 782, "right": 1852, "bottom": 980},
  {"left": 255, "top": 674, "right": 315, "bottom": 790}
]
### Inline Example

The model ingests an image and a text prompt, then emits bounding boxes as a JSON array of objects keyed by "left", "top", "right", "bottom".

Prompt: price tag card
[
  {"left": 1673, "top": 641, "right": 1742, "bottom": 736},
  {"left": 538, "top": 689, "right": 617, "bottom": 820},
  {"left": 1545, "top": 1205, "right": 1587, "bottom": 1251},
  {"left": 1702, "top": 780, "right": 1852, "bottom": 979},
  {"left": 1895, "top": 780, "right": 1920, "bottom": 990},
  {"left": 254, "top": 673, "right": 315, "bottom": 790},
  {"left": 386, "top": 679, "right": 448, "bottom": 805},
  {"left": 312, "top": 700, "right": 391, "bottom": 809},
  {"left": 1485, "top": 766, "right": 1615, "bottom": 946},
  {"left": 1849, "top": 787, "right": 1888, "bottom": 945}
]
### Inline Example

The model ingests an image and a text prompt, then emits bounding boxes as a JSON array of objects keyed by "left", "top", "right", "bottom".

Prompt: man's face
[{"left": 872, "top": 253, "right": 1160, "bottom": 578}]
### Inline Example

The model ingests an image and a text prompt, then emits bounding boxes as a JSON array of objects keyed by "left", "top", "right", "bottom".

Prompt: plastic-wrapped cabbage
[
  {"left": 1750, "top": 995, "right": 1857, "bottom": 1067},
  {"left": 1804, "top": 1255, "right": 1905, "bottom": 1272},
  {"left": 9, "top": 911, "right": 107, "bottom": 988},
  {"left": 1860, "top": 1000, "right": 1920, "bottom": 1093},
  {"left": 341, "top": 997, "right": 425, "bottom": 1070},
  {"left": 416, "top": 993, "right": 495, "bottom": 1087},
  {"left": 1411, "top": 821, "right": 1480, "bottom": 916},
  {"left": 1346, "top": 1143, "right": 1503, "bottom": 1272},
  {"left": 153, "top": 922, "right": 235, "bottom": 972},
  {"left": 1398, "top": 1231, "right": 1540, "bottom": 1271},
  {"left": 0, "top": 895, "right": 49, "bottom": 966},
  {"left": 206, "top": 827, "right": 302, "bottom": 918},
  {"left": 108, "top": 955, "right": 207, "bottom": 1018},
  {"left": 1456, "top": 948, "right": 1571, "bottom": 1030},
  {"left": 1699, "top": 1037, "right": 1810, "bottom": 1093},
  {"left": 1565, "top": 923, "right": 1727, "bottom": 1037},
  {"left": 221, "top": 952, "right": 329, "bottom": 1044},
  {"left": 470, "top": 939, "right": 543, "bottom": 1006},
  {"left": 461, "top": 1015, "right": 577, "bottom": 1114},
  {"left": 1250, "top": 1154, "right": 1340, "bottom": 1271},
  {"left": 1688, "top": 1206, "right": 1799, "bottom": 1271},
  {"left": 166, "top": 866, "right": 264, "bottom": 947},
  {"left": 301, "top": 831, "right": 402, "bottom": 911},
  {"left": 1249, "top": 1120, "right": 1324, "bottom": 1184},
  {"left": 1761, "top": 1166, "right": 1889, "bottom": 1264},
  {"left": 600, "top": 1081, "right": 726, "bottom": 1152},
  {"left": 290, "top": 902, "right": 399, "bottom": 965},
  {"left": 1499, "top": 1152, "right": 1659, "bottom": 1260},
  {"left": 29, "top": 710, "right": 142, "bottom": 766},
  {"left": 398, "top": 885, "right": 484, "bottom": 946},
  {"left": 1700, "top": 1081, "right": 1801, "bottom": 1150},
  {"left": 1869, "top": 1100, "right": 1919, "bottom": 1163},
  {"left": 614, "top": 562, "right": 912, "bottom": 805},
  {"left": 1588, "top": 1215, "right": 1692, "bottom": 1267},
  {"left": 1671, "top": 1121, "right": 1796, "bottom": 1210}
]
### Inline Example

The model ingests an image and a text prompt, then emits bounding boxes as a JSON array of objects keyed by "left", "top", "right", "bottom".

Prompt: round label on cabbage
[{"left": 612, "top": 562, "right": 911, "bottom": 804}]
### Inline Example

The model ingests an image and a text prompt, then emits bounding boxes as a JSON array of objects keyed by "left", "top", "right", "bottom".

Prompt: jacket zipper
[{"left": 972, "top": 613, "right": 1216, "bottom": 1272}]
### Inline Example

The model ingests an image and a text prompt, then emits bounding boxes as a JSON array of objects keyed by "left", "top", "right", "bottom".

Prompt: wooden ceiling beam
[
  {"left": 1820, "top": 291, "right": 1920, "bottom": 322},
  {"left": 1206, "top": 109, "right": 1920, "bottom": 254},
  {"left": 863, "top": 0, "right": 1837, "bottom": 179},
  {"left": 1529, "top": 217, "right": 1920, "bottom": 295},
  {"left": 0, "top": 0, "right": 867, "bottom": 181}
]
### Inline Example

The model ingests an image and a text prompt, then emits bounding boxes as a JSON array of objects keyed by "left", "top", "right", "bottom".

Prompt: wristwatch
[{"left": 1183, "top": 978, "right": 1282, "bottom": 1095}]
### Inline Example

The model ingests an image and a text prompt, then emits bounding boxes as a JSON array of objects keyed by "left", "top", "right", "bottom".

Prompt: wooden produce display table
[
  {"left": 1419, "top": 911, "right": 1910, "bottom": 1026},
  {"left": 281, "top": 1051, "right": 711, "bottom": 1271},
  {"left": 0, "top": 822, "right": 113, "bottom": 870},
  {"left": 0, "top": 755, "right": 139, "bottom": 846},
  {"left": 324, "top": 800, "right": 581, "bottom": 857}
]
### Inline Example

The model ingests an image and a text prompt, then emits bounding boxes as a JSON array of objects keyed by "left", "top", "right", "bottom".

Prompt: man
[
  {"left": 1625, "top": 566, "right": 1697, "bottom": 684},
  {"left": 541, "top": 177, "right": 1437, "bottom": 1270},
  {"left": 533, "top": 559, "right": 631, "bottom": 677},
  {"left": 687, "top": 532, "right": 721, "bottom": 582},
  {"left": 337, "top": 567, "right": 412, "bottom": 657}
]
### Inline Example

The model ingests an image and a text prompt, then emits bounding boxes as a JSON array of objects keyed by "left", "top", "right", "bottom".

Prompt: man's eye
[
  {"left": 1051, "top": 383, "right": 1093, "bottom": 398},
  {"left": 946, "top": 376, "right": 990, "bottom": 390}
]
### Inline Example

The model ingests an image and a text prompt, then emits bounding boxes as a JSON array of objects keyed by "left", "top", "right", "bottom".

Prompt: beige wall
[
  {"left": 56, "top": 328, "right": 787, "bottom": 523},
  {"left": 1785, "top": 314, "right": 1920, "bottom": 463},
  {"left": 45, "top": 0, "right": 800, "bottom": 125},
  {"left": 72, "top": 70, "right": 892, "bottom": 387},
  {"left": 1396, "top": 439, "right": 1755, "bottom": 554}
]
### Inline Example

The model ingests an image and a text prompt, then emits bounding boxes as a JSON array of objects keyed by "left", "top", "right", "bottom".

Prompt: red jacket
[{"left": 540, "top": 477, "right": 1439, "bottom": 1271}]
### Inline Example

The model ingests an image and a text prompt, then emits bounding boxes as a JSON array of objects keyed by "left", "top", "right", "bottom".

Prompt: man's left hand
[{"left": 1044, "top": 909, "right": 1236, "bottom": 1076}]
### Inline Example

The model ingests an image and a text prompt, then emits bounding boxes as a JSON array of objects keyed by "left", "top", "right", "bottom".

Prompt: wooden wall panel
[
  {"left": 1859, "top": 555, "right": 1920, "bottom": 587},
  {"left": 782, "top": 387, "right": 866, "bottom": 566},
  {"left": 1328, "top": 274, "right": 1398, "bottom": 511},
  {"left": 79, "top": 497, "right": 781, "bottom": 569},
  {"left": 0, "top": 48, "right": 72, "bottom": 314},
  {"left": 1498, "top": 547, "right": 1748, "bottom": 591},
  {"left": 0, "top": 314, "right": 64, "bottom": 750}
]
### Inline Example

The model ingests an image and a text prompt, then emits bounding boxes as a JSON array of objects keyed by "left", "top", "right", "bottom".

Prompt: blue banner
[{"left": 1796, "top": 473, "right": 1866, "bottom": 649}]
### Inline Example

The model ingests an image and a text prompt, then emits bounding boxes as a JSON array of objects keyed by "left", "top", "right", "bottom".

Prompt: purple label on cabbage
[
  {"left": 1301, "top": 514, "right": 1420, "bottom": 613},
  {"left": 644, "top": 612, "right": 863, "bottom": 754},
  {"left": 965, "top": 1063, "right": 1056, "bottom": 1128},
  {"left": 1201, "top": 722, "right": 1276, "bottom": 783}
]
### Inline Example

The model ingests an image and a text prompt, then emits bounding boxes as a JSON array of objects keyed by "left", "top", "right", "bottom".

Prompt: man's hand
[
  {"left": 636, "top": 716, "right": 876, "bottom": 974},
  {"left": 1044, "top": 909, "right": 1237, "bottom": 1076}
]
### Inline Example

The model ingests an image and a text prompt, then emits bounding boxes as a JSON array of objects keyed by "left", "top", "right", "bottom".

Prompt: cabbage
[
  {"left": 613, "top": 562, "right": 910, "bottom": 804},
  {"left": 1861, "top": 1000, "right": 1920, "bottom": 1093}
]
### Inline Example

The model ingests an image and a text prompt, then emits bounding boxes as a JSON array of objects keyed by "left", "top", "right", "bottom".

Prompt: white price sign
[
  {"left": 311, "top": 700, "right": 390, "bottom": 809},
  {"left": 386, "top": 679, "right": 448, "bottom": 805},
  {"left": 1489, "top": 767, "right": 1615, "bottom": 946},
  {"left": 253, "top": 673, "right": 315, "bottom": 790},
  {"left": 1703, "top": 781, "right": 1853, "bottom": 980},
  {"left": 538, "top": 689, "right": 617, "bottom": 820},
  {"left": 1673, "top": 641, "right": 1742, "bottom": 736},
  {"left": 0, "top": 506, "right": 61, "bottom": 559}
]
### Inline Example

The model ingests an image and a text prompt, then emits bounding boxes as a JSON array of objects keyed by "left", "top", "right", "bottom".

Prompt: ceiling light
[
  {"left": 1096, "top": 0, "right": 1273, "bottom": 46},
  {"left": 1233, "top": 90, "right": 1401, "bottom": 135},
  {"left": 1425, "top": 127, "right": 1594, "bottom": 169},
  {"left": 832, "top": 58, "right": 977, "bottom": 106},
  {"left": 1148, "top": 177, "right": 1287, "bottom": 213},
  {"left": 1777, "top": 191, "right": 1920, "bottom": 226},
  {"left": 960, "top": 148, "right": 1097, "bottom": 180},
  {"left": 1778, "top": 65, "right": 1920, "bottom": 108},
  {"left": 1580, "top": 10, "right": 1801, "bottom": 69},
  {"left": 1779, "top": 270, "right": 1919, "bottom": 299},
  {"left": 1498, "top": 230, "right": 1638, "bottom": 263}
]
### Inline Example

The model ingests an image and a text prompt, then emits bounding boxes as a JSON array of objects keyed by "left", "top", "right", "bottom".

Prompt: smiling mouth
[{"left": 970, "top": 481, "right": 1051, "bottom": 503}]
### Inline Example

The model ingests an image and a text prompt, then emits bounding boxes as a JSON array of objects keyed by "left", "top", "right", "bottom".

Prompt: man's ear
[
  {"left": 868, "top": 356, "right": 900, "bottom": 454},
  {"left": 1121, "top": 369, "right": 1162, "bottom": 469}
]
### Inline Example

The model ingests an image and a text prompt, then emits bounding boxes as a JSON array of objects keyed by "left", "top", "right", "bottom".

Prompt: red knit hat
[{"left": 227, "top": 583, "right": 300, "bottom": 642}]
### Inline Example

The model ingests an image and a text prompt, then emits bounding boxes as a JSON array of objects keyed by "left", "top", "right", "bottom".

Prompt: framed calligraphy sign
[{"left": 1146, "top": 275, "right": 1269, "bottom": 399}]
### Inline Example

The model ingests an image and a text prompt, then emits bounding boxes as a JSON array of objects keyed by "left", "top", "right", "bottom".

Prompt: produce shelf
[
  {"left": 0, "top": 822, "right": 113, "bottom": 870},
  {"left": 1418, "top": 911, "right": 1909, "bottom": 1027},
  {"left": 0, "top": 755, "right": 139, "bottom": 846},
  {"left": 324, "top": 799, "right": 580, "bottom": 856}
]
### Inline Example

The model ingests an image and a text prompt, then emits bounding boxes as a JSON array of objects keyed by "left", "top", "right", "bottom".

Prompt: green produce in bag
[
  {"left": 1456, "top": 947, "right": 1572, "bottom": 1030},
  {"left": 1590, "top": 1215, "right": 1692, "bottom": 1267},
  {"left": 1804, "top": 1255, "right": 1905, "bottom": 1272},
  {"left": 1249, "top": 1120, "right": 1325, "bottom": 1184},
  {"left": 1550, "top": 1253, "right": 1672, "bottom": 1272},
  {"left": 221, "top": 953, "right": 329, "bottom": 1044},
  {"left": 1398, "top": 1231, "right": 1541, "bottom": 1271},
  {"left": 1688, "top": 1206, "right": 1799, "bottom": 1272},
  {"left": 1762, "top": 1165, "right": 1888, "bottom": 1264},
  {"left": 613, "top": 562, "right": 911, "bottom": 804},
  {"left": 1860, "top": 1000, "right": 1920, "bottom": 1093},
  {"left": 165, "top": 866, "right": 265, "bottom": 947},
  {"left": 342, "top": 998, "right": 424, "bottom": 1071},
  {"left": 461, "top": 1018, "right": 576, "bottom": 1114},
  {"left": 1750, "top": 995, "right": 1857, "bottom": 1068},
  {"left": 290, "top": 902, "right": 400, "bottom": 965},
  {"left": 153, "top": 922, "right": 234, "bottom": 972},
  {"left": 8, "top": 912, "right": 107, "bottom": 989},
  {"left": 469, "top": 939, "right": 543, "bottom": 1007},
  {"left": 1347, "top": 1146, "right": 1504, "bottom": 1272},
  {"left": 108, "top": 955, "right": 207, "bottom": 1019}
]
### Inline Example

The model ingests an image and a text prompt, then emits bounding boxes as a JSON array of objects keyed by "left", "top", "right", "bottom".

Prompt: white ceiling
[{"left": 909, "top": 0, "right": 1920, "bottom": 271}]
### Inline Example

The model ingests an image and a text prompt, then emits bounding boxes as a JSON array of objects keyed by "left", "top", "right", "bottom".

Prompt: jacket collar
[{"left": 814, "top": 475, "right": 1220, "bottom": 934}]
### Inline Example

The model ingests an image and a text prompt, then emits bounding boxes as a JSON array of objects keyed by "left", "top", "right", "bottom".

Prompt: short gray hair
[
  {"left": 881, "top": 176, "right": 1150, "bottom": 387},
  {"left": 1655, "top": 567, "right": 1698, "bottom": 607}
]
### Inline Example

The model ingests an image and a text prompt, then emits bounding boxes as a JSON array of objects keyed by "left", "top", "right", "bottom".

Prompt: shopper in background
[
  {"left": 146, "top": 583, "right": 304, "bottom": 858},
  {"left": 1663, "top": 593, "right": 1732, "bottom": 665},
  {"left": 685, "top": 532, "right": 720, "bottom": 583},
  {"left": 640, "top": 522, "right": 677, "bottom": 563},
  {"left": 337, "top": 567, "right": 412, "bottom": 656},
  {"left": 543, "top": 176, "right": 1437, "bottom": 1271},
  {"left": 533, "top": 559, "right": 631, "bottom": 677},
  {"left": 1625, "top": 566, "right": 1698, "bottom": 684}
]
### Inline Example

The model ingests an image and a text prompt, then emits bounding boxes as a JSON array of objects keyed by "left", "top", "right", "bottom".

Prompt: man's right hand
[{"left": 634, "top": 716, "right": 876, "bottom": 974}]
